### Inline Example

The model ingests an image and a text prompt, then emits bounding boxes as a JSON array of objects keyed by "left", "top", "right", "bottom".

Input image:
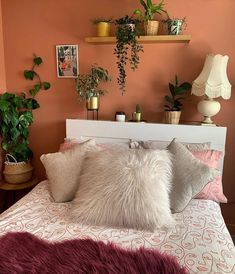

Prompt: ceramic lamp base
[{"left": 197, "top": 98, "right": 221, "bottom": 124}]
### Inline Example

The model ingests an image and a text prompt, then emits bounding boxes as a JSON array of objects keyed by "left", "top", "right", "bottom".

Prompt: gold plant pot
[
  {"left": 132, "top": 112, "right": 142, "bottom": 122},
  {"left": 145, "top": 20, "right": 159, "bottom": 36},
  {"left": 96, "top": 22, "right": 111, "bottom": 37},
  {"left": 165, "top": 111, "right": 181, "bottom": 124},
  {"left": 86, "top": 96, "right": 100, "bottom": 110}
]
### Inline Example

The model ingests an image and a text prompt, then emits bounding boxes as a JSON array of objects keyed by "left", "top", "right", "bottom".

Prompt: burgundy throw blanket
[{"left": 0, "top": 232, "right": 188, "bottom": 274}]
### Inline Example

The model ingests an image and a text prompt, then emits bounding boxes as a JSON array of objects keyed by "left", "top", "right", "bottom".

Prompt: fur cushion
[
  {"left": 71, "top": 149, "right": 174, "bottom": 231},
  {"left": 167, "top": 139, "right": 219, "bottom": 213},
  {"left": 40, "top": 139, "right": 98, "bottom": 203}
]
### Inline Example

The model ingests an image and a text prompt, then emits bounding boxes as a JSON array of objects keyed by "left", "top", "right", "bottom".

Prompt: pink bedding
[{"left": 0, "top": 181, "right": 234, "bottom": 274}]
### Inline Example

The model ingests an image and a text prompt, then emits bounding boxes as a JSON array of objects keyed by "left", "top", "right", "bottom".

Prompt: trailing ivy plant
[
  {"left": 0, "top": 55, "right": 51, "bottom": 162},
  {"left": 114, "top": 15, "right": 143, "bottom": 94}
]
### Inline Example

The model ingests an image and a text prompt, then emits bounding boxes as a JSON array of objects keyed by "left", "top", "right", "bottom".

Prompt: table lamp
[{"left": 191, "top": 54, "right": 231, "bottom": 125}]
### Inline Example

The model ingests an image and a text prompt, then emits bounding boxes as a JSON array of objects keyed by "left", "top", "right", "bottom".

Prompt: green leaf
[
  {"left": 34, "top": 83, "right": 42, "bottom": 91},
  {"left": 26, "top": 98, "right": 40, "bottom": 110},
  {"left": 33, "top": 56, "right": 43, "bottom": 66},
  {"left": 42, "top": 82, "right": 51, "bottom": 90},
  {"left": 140, "top": 0, "right": 148, "bottom": 10},
  {"left": 29, "top": 88, "right": 37, "bottom": 97},
  {"left": 24, "top": 70, "right": 35, "bottom": 80},
  {"left": 179, "top": 82, "right": 192, "bottom": 90},
  {"left": 169, "top": 83, "right": 175, "bottom": 96},
  {"left": 134, "top": 9, "right": 142, "bottom": 15},
  {"left": 164, "top": 95, "right": 174, "bottom": 104}
]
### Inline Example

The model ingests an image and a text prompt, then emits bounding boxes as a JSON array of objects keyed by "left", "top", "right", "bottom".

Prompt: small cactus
[{"left": 136, "top": 104, "right": 141, "bottom": 113}]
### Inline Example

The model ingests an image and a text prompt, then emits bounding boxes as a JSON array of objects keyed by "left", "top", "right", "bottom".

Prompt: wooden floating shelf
[{"left": 85, "top": 35, "right": 191, "bottom": 44}]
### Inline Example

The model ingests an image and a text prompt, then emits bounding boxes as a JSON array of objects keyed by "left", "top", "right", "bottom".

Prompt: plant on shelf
[
  {"left": 92, "top": 18, "right": 113, "bottom": 37},
  {"left": 114, "top": 15, "right": 144, "bottom": 94},
  {"left": 75, "top": 65, "right": 111, "bottom": 110},
  {"left": 134, "top": 0, "right": 166, "bottom": 35},
  {"left": 0, "top": 55, "right": 51, "bottom": 183},
  {"left": 164, "top": 75, "right": 191, "bottom": 124},
  {"left": 162, "top": 14, "right": 186, "bottom": 35}
]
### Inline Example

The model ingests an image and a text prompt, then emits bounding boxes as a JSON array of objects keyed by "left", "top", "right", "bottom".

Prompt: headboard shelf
[{"left": 66, "top": 119, "right": 226, "bottom": 152}]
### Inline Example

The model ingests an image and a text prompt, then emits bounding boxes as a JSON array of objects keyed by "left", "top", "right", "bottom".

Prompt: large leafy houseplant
[
  {"left": 164, "top": 75, "right": 191, "bottom": 111},
  {"left": 114, "top": 15, "right": 143, "bottom": 94},
  {"left": 0, "top": 55, "right": 51, "bottom": 163},
  {"left": 76, "top": 65, "right": 111, "bottom": 101}
]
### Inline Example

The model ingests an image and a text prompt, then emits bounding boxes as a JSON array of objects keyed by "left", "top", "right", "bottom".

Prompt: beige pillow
[
  {"left": 130, "top": 140, "right": 210, "bottom": 150},
  {"left": 40, "top": 139, "right": 98, "bottom": 203},
  {"left": 70, "top": 149, "right": 174, "bottom": 231},
  {"left": 167, "top": 139, "right": 219, "bottom": 213}
]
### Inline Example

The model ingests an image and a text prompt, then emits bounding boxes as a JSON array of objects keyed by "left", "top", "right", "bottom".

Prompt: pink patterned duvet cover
[{"left": 0, "top": 181, "right": 234, "bottom": 274}]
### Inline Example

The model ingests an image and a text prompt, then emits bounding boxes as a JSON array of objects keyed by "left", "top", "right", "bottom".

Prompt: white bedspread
[{"left": 0, "top": 181, "right": 234, "bottom": 274}]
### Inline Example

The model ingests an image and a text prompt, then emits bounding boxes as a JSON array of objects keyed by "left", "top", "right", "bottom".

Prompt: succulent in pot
[
  {"left": 133, "top": 104, "right": 142, "bottom": 122},
  {"left": 75, "top": 65, "right": 111, "bottom": 110},
  {"left": 134, "top": 0, "right": 166, "bottom": 35},
  {"left": 164, "top": 75, "right": 191, "bottom": 124},
  {"left": 0, "top": 55, "right": 51, "bottom": 183},
  {"left": 114, "top": 15, "right": 144, "bottom": 94}
]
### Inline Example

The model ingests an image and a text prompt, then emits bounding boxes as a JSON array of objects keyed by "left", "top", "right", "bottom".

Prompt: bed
[{"left": 0, "top": 119, "right": 234, "bottom": 273}]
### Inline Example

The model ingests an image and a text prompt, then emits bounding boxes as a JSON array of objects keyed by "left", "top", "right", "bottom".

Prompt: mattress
[{"left": 0, "top": 181, "right": 234, "bottom": 274}]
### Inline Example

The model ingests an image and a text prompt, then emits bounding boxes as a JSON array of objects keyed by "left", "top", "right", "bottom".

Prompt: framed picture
[{"left": 56, "top": 45, "right": 79, "bottom": 78}]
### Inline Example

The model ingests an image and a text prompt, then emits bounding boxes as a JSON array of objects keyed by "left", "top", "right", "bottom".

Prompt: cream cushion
[
  {"left": 71, "top": 149, "right": 174, "bottom": 231},
  {"left": 40, "top": 139, "right": 98, "bottom": 203},
  {"left": 167, "top": 139, "right": 219, "bottom": 213}
]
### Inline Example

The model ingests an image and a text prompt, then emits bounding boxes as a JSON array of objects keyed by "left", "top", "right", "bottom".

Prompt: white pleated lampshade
[{"left": 191, "top": 54, "right": 232, "bottom": 99}]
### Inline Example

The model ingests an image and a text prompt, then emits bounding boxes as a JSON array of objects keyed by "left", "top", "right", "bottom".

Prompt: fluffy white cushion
[
  {"left": 167, "top": 139, "right": 219, "bottom": 213},
  {"left": 40, "top": 139, "right": 98, "bottom": 203},
  {"left": 71, "top": 149, "right": 174, "bottom": 231}
]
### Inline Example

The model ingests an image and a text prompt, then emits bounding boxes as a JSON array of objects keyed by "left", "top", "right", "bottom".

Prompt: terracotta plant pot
[
  {"left": 145, "top": 20, "right": 159, "bottom": 36},
  {"left": 3, "top": 161, "right": 33, "bottom": 184},
  {"left": 165, "top": 111, "right": 181, "bottom": 124},
  {"left": 96, "top": 22, "right": 111, "bottom": 37},
  {"left": 86, "top": 96, "right": 100, "bottom": 110}
]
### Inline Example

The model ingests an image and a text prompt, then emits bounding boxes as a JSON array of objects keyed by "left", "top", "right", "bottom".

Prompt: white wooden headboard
[{"left": 66, "top": 119, "right": 227, "bottom": 152}]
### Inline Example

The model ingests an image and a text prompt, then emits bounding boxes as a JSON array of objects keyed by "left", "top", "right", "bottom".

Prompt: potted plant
[
  {"left": 76, "top": 65, "right": 111, "bottom": 110},
  {"left": 93, "top": 18, "right": 113, "bottom": 37},
  {"left": 164, "top": 75, "right": 191, "bottom": 124},
  {"left": 0, "top": 55, "right": 51, "bottom": 184},
  {"left": 132, "top": 104, "right": 142, "bottom": 122},
  {"left": 163, "top": 14, "right": 186, "bottom": 35},
  {"left": 134, "top": 0, "right": 166, "bottom": 35},
  {"left": 114, "top": 15, "right": 143, "bottom": 94}
]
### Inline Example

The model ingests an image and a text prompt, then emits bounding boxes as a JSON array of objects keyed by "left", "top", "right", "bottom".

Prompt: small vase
[{"left": 133, "top": 112, "right": 142, "bottom": 122}]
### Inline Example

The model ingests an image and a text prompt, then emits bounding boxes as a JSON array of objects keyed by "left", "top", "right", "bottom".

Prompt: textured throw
[{"left": 0, "top": 232, "right": 188, "bottom": 274}]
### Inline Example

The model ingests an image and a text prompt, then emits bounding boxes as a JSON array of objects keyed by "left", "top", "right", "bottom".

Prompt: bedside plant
[
  {"left": 0, "top": 55, "right": 51, "bottom": 184},
  {"left": 114, "top": 15, "right": 143, "bottom": 94},
  {"left": 164, "top": 75, "right": 191, "bottom": 124},
  {"left": 76, "top": 65, "right": 111, "bottom": 110},
  {"left": 134, "top": 0, "right": 166, "bottom": 35},
  {"left": 133, "top": 104, "right": 142, "bottom": 122}
]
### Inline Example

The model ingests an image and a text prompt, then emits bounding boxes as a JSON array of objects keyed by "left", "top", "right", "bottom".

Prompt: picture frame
[{"left": 56, "top": 45, "right": 79, "bottom": 78}]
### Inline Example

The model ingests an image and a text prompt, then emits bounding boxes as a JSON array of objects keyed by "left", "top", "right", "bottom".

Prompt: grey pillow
[
  {"left": 167, "top": 139, "right": 219, "bottom": 213},
  {"left": 130, "top": 140, "right": 210, "bottom": 150},
  {"left": 70, "top": 149, "right": 174, "bottom": 231}
]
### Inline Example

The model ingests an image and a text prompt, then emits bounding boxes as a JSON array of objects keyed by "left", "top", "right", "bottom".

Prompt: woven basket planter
[
  {"left": 3, "top": 155, "right": 33, "bottom": 184},
  {"left": 165, "top": 111, "right": 181, "bottom": 124}
]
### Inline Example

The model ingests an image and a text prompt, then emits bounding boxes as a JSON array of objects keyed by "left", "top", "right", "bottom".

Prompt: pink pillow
[{"left": 192, "top": 150, "right": 227, "bottom": 203}]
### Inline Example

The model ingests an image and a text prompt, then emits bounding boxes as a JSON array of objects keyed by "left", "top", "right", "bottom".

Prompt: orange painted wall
[
  {"left": 0, "top": 0, "right": 6, "bottom": 91},
  {"left": 1, "top": 0, "right": 235, "bottom": 201}
]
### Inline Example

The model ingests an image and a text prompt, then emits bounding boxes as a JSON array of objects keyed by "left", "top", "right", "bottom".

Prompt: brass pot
[
  {"left": 165, "top": 111, "right": 181, "bottom": 124},
  {"left": 96, "top": 22, "right": 111, "bottom": 37},
  {"left": 86, "top": 96, "right": 99, "bottom": 110},
  {"left": 132, "top": 112, "right": 142, "bottom": 122}
]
